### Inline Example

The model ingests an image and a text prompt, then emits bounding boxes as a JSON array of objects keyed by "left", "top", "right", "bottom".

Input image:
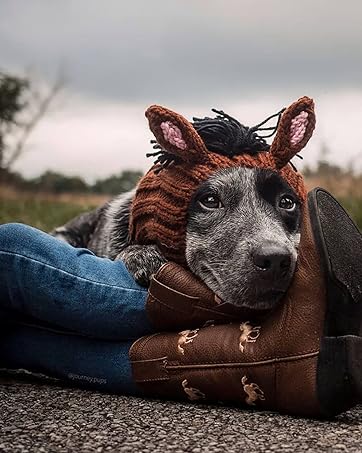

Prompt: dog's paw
[{"left": 116, "top": 244, "right": 167, "bottom": 287}]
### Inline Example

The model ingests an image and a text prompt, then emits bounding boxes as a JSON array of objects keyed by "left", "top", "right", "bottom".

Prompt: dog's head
[
  {"left": 130, "top": 97, "right": 316, "bottom": 310},
  {"left": 186, "top": 166, "right": 301, "bottom": 309}
]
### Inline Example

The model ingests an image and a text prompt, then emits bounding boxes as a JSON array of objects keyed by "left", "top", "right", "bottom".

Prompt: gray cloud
[
  {"left": 1, "top": 0, "right": 362, "bottom": 104},
  {"left": 1, "top": 1, "right": 362, "bottom": 179}
]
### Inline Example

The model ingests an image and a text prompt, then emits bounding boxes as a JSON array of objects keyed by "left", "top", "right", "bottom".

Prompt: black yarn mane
[
  {"left": 147, "top": 108, "right": 288, "bottom": 172},
  {"left": 192, "top": 108, "right": 284, "bottom": 156}
]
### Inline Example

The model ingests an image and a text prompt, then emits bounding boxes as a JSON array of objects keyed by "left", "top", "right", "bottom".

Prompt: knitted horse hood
[{"left": 129, "top": 96, "right": 316, "bottom": 264}]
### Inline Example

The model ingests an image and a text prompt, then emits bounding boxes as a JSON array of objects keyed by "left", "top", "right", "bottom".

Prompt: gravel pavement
[{"left": 0, "top": 373, "right": 361, "bottom": 453}]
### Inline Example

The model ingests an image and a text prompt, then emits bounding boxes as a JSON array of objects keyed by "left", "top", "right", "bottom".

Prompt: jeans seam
[{"left": 0, "top": 250, "right": 147, "bottom": 294}]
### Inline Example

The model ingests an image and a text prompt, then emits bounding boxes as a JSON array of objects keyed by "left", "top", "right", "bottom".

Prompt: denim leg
[
  {"left": 0, "top": 322, "right": 140, "bottom": 395},
  {"left": 0, "top": 223, "right": 152, "bottom": 340}
]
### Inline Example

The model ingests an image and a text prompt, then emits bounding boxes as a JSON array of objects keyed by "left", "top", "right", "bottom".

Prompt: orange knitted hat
[{"left": 129, "top": 96, "right": 316, "bottom": 264}]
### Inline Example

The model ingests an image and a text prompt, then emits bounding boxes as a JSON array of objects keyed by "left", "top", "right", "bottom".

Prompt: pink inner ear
[
  {"left": 160, "top": 121, "right": 187, "bottom": 150},
  {"left": 290, "top": 111, "right": 309, "bottom": 146}
]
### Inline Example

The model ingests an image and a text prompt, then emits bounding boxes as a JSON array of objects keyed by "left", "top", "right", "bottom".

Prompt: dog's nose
[{"left": 252, "top": 242, "right": 291, "bottom": 279}]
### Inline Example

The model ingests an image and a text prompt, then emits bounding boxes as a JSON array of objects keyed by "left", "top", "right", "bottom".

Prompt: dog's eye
[
  {"left": 279, "top": 195, "right": 296, "bottom": 211},
  {"left": 199, "top": 194, "right": 222, "bottom": 209}
]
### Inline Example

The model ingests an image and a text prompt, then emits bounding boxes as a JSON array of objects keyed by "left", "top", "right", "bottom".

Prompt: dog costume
[{"left": 130, "top": 97, "right": 315, "bottom": 263}]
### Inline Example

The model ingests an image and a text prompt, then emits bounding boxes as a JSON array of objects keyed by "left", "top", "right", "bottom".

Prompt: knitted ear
[
  {"left": 269, "top": 97, "right": 316, "bottom": 169},
  {"left": 145, "top": 105, "right": 209, "bottom": 164}
]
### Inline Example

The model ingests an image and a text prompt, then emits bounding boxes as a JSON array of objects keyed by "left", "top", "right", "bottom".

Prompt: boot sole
[
  {"left": 308, "top": 188, "right": 362, "bottom": 336},
  {"left": 308, "top": 188, "right": 362, "bottom": 416}
]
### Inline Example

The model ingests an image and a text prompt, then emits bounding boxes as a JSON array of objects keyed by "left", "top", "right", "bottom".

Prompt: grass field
[
  {"left": 0, "top": 188, "right": 108, "bottom": 231},
  {"left": 0, "top": 183, "right": 361, "bottom": 232}
]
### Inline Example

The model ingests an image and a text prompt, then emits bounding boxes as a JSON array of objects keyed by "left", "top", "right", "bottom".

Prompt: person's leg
[
  {"left": 0, "top": 322, "right": 139, "bottom": 395},
  {"left": 0, "top": 223, "right": 152, "bottom": 340}
]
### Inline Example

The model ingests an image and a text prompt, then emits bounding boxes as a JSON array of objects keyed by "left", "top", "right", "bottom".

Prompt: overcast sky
[{"left": 1, "top": 0, "right": 362, "bottom": 181}]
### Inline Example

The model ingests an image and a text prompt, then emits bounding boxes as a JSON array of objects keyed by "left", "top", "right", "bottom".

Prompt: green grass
[
  {"left": 0, "top": 198, "right": 96, "bottom": 232},
  {"left": 0, "top": 195, "right": 361, "bottom": 233},
  {"left": 338, "top": 197, "right": 362, "bottom": 231}
]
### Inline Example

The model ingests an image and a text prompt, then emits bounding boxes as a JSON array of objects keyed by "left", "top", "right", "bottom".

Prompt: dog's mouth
[
  {"left": 213, "top": 285, "right": 288, "bottom": 311},
  {"left": 258, "top": 288, "right": 286, "bottom": 299},
  {"left": 197, "top": 261, "right": 293, "bottom": 311},
  {"left": 253, "top": 288, "right": 287, "bottom": 309}
]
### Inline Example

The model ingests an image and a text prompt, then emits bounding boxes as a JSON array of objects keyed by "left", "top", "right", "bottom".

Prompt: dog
[
  {"left": 52, "top": 97, "right": 316, "bottom": 311},
  {"left": 51, "top": 165, "right": 301, "bottom": 311}
]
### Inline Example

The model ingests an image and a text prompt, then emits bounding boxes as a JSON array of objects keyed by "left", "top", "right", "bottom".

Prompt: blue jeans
[{"left": 0, "top": 223, "right": 153, "bottom": 394}]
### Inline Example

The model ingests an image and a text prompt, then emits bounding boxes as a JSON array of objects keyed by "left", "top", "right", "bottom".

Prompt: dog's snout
[{"left": 252, "top": 242, "right": 291, "bottom": 279}]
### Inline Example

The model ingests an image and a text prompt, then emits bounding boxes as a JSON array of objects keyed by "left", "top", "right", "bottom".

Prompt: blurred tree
[
  {"left": 302, "top": 164, "right": 312, "bottom": 178},
  {"left": 0, "top": 70, "right": 63, "bottom": 182},
  {"left": 31, "top": 171, "right": 89, "bottom": 193},
  {"left": 5, "top": 169, "right": 144, "bottom": 194},
  {"left": 315, "top": 142, "right": 343, "bottom": 177},
  {"left": 0, "top": 73, "right": 28, "bottom": 179},
  {"left": 92, "top": 170, "right": 143, "bottom": 194}
]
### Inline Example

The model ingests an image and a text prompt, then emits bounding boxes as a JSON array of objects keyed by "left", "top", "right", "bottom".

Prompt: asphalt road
[{"left": 0, "top": 373, "right": 361, "bottom": 453}]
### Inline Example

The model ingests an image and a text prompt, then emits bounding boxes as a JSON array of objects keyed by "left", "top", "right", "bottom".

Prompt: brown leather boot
[
  {"left": 130, "top": 189, "right": 362, "bottom": 417},
  {"left": 146, "top": 261, "right": 271, "bottom": 331}
]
